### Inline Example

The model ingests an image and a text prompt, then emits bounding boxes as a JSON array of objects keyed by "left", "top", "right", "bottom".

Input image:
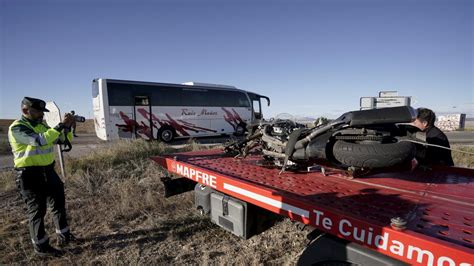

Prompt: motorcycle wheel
[{"left": 332, "top": 140, "right": 415, "bottom": 168}]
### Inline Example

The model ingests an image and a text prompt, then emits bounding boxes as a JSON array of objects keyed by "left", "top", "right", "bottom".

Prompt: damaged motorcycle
[{"left": 225, "top": 106, "right": 423, "bottom": 172}]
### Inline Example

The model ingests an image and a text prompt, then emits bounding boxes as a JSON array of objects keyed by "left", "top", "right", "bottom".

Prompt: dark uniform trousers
[{"left": 15, "top": 163, "right": 69, "bottom": 245}]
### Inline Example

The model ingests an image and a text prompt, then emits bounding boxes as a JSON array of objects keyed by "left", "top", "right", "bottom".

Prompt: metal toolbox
[{"left": 210, "top": 192, "right": 249, "bottom": 239}]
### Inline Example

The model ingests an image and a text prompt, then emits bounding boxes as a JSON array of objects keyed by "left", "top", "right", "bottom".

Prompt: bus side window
[
  {"left": 155, "top": 87, "right": 182, "bottom": 106},
  {"left": 182, "top": 89, "right": 211, "bottom": 106},
  {"left": 212, "top": 90, "right": 243, "bottom": 107},
  {"left": 253, "top": 100, "right": 262, "bottom": 119}
]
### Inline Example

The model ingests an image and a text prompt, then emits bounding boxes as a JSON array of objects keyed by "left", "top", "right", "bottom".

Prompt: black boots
[
  {"left": 33, "top": 233, "right": 81, "bottom": 257},
  {"left": 57, "top": 232, "right": 81, "bottom": 246},
  {"left": 34, "top": 243, "right": 63, "bottom": 257}
]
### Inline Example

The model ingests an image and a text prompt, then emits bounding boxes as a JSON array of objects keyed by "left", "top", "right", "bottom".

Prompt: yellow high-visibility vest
[{"left": 8, "top": 118, "right": 71, "bottom": 167}]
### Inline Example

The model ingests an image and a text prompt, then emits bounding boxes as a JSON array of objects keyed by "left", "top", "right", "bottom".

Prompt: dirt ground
[
  {"left": 0, "top": 173, "right": 309, "bottom": 265},
  {"left": 0, "top": 135, "right": 311, "bottom": 265}
]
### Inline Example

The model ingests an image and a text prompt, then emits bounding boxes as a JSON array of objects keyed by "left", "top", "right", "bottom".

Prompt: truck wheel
[
  {"left": 234, "top": 123, "right": 247, "bottom": 136},
  {"left": 158, "top": 126, "right": 175, "bottom": 142},
  {"left": 332, "top": 140, "right": 415, "bottom": 168}
]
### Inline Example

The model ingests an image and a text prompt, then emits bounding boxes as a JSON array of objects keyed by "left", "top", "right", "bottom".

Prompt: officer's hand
[{"left": 63, "top": 113, "right": 74, "bottom": 127}]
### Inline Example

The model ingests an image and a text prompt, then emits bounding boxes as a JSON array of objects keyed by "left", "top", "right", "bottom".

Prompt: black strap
[
  {"left": 61, "top": 137, "right": 72, "bottom": 152},
  {"left": 280, "top": 128, "right": 305, "bottom": 173},
  {"left": 222, "top": 195, "right": 230, "bottom": 216}
]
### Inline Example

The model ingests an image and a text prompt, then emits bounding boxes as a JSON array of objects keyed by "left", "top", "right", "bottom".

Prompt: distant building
[{"left": 436, "top": 114, "right": 466, "bottom": 131}]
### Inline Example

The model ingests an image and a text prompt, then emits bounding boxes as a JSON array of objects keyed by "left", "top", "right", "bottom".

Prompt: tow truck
[{"left": 152, "top": 149, "right": 473, "bottom": 265}]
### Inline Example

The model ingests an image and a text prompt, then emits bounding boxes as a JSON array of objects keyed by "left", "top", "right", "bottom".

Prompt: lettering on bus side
[
  {"left": 200, "top": 109, "right": 217, "bottom": 116},
  {"left": 181, "top": 108, "right": 218, "bottom": 116},
  {"left": 181, "top": 109, "right": 196, "bottom": 116},
  {"left": 175, "top": 163, "right": 217, "bottom": 188}
]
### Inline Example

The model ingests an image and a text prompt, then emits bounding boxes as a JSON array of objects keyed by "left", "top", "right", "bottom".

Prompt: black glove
[{"left": 54, "top": 123, "right": 71, "bottom": 132}]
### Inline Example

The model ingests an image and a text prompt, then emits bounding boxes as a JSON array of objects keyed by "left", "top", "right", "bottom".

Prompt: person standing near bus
[
  {"left": 70, "top": 110, "right": 78, "bottom": 137},
  {"left": 8, "top": 97, "right": 79, "bottom": 257},
  {"left": 412, "top": 108, "right": 454, "bottom": 166}
]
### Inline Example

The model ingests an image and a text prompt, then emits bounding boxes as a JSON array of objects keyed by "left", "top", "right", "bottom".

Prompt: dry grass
[
  {"left": 0, "top": 170, "right": 15, "bottom": 193},
  {"left": 0, "top": 122, "right": 10, "bottom": 155},
  {"left": 452, "top": 145, "right": 474, "bottom": 168},
  {"left": 0, "top": 119, "right": 14, "bottom": 127},
  {"left": 0, "top": 138, "right": 11, "bottom": 155},
  {"left": 0, "top": 120, "right": 13, "bottom": 137},
  {"left": 75, "top": 119, "right": 95, "bottom": 133},
  {"left": 0, "top": 139, "right": 308, "bottom": 264}
]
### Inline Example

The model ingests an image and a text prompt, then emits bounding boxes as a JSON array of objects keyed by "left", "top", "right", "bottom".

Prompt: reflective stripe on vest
[{"left": 13, "top": 146, "right": 54, "bottom": 159}]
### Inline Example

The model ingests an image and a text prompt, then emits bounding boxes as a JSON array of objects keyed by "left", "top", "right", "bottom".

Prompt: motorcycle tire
[{"left": 332, "top": 140, "right": 415, "bottom": 168}]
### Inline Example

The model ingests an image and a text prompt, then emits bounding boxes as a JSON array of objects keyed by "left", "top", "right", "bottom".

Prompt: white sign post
[{"left": 44, "top": 101, "right": 66, "bottom": 178}]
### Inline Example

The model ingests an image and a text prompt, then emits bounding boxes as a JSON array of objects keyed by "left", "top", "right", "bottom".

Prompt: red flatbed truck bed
[{"left": 152, "top": 149, "right": 473, "bottom": 266}]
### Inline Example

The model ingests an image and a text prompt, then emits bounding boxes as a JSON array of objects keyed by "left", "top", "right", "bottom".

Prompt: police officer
[
  {"left": 412, "top": 108, "right": 454, "bottom": 166},
  {"left": 8, "top": 97, "right": 78, "bottom": 257}
]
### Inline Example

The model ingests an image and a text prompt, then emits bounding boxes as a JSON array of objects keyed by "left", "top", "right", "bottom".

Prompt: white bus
[{"left": 92, "top": 78, "right": 270, "bottom": 142}]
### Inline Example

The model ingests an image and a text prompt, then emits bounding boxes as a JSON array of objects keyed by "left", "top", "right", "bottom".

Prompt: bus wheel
[
  {"left": 234, "top": 123, "right": 246, "bottom": 136},
  {"left": 158, "top": 126, "right": 175, "bottom": 142}
]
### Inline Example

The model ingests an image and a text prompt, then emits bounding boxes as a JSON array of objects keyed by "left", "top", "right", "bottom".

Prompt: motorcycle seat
[{"left": 346, "top": 106, "right": 416, "bottom": 126}]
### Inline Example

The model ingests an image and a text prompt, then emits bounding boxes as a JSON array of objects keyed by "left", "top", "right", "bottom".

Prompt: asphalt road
[{"left": 445, "top": 131, "right": 474, "bottom": 144}]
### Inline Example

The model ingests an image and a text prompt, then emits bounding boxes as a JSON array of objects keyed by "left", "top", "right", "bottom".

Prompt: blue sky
[{"left": 1, "top": 0, "right": 472, "bottom": 119}]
